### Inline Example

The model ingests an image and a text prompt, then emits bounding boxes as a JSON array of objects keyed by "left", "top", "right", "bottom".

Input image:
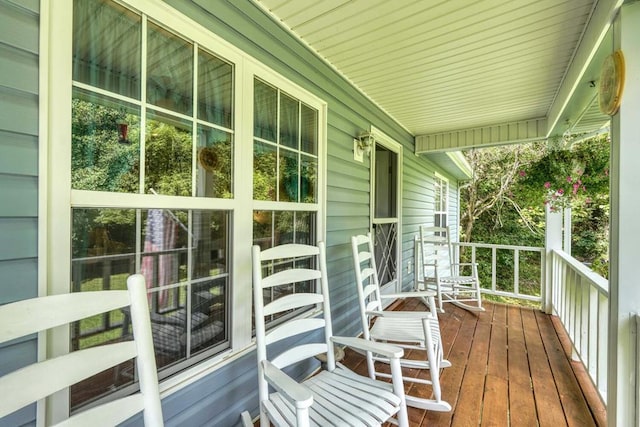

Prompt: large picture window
[{"left": 58, "top": 0, "right": 325, "bottom": 413}]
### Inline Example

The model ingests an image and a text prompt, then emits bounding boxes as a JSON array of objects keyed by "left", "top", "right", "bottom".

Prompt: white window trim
[
  {"left": 43, "top": 0, "right": 327, "bottom": 419},
  {"left": 434, "top": 172, "right": 449, "bottom": 227}
]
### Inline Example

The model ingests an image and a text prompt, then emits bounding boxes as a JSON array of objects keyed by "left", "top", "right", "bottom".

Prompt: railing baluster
[
  {"left": 514, "top": 249, "right": 520, "bottom": 296},
  {"left": 491, "top": 247, "right": 497, "bottom": 293}
]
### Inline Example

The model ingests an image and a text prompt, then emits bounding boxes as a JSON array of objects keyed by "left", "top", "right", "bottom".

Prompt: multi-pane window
[
  {"left": 61, "top": 0, "right": 324, "bottom": 413},
  {"left": 434, "top": 175, "right": 449, "bottom": 228},
  {"left": 252, "top": 78, "right": 318, "bottom": 247},
  {"left": 252, "top": 78, "right": 319, "bottom": 324},
  {"left": 70, "top": 0, "right": 233, "bottom": 409}
]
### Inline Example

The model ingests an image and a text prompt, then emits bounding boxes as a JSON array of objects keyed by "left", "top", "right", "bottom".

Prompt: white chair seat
[
  {"left": 371, "top": 315, "right": 441, "bottom": 344},
  {"left": 439, "top": 275, "right": 476, "bottom": 284},
  {"left": 268, "top": 366, "right": 401, "bottom": 426}
]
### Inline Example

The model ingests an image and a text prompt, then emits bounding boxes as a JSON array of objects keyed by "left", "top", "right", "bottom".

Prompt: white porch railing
[
  {"left": 454, "top": 242, "right": 544, "bottom": 303},
  {"left": 550, "top": 248, "right": 609, "bottom": 403},
  {"left": 413, "top": 239, "right": 544, "bottom": 303},
  {"left": 415, "top": 237, "right": 609, "bottom": 405}
]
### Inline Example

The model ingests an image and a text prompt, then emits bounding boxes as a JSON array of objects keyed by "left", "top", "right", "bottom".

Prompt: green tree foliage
[{"left": 460, "top": 134, "right": 610, "bottom": 296}]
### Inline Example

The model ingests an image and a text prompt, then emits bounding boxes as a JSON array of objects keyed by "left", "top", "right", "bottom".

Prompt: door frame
[{"left": 369, "top": 126, "right": 403, "bottom": 293}]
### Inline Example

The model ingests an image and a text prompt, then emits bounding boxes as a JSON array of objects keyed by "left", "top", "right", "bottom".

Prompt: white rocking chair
[
  {"left": 0, "top": 274, "right": 163, "bottom": 426},
  {"left": 417, "top": 225, "right": 484, "bottom": 313},
  {"left": 351, "top": 233, "right": 451, "bottom": 412},
  {"left": 244, "top": 242, "right": 409, "bottom": 427}
]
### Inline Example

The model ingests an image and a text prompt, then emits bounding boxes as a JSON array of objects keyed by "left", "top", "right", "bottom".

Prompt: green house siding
[{"left": 0, "top": 1, "right": 40, "bottom": 426}]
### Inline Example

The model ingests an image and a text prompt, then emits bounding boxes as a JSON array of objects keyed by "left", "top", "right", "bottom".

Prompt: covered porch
[{"left": 2, "top": 0, "right": 640, "bottom": 425}]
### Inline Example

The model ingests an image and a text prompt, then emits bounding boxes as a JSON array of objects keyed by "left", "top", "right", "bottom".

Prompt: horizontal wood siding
[{"left": 0, "top": 0, "right": 40, "bottom": 426}]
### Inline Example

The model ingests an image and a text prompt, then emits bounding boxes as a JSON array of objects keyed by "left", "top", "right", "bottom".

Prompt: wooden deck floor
[{"left": 341, "top": 299, "right": 606, "bottom": 427}]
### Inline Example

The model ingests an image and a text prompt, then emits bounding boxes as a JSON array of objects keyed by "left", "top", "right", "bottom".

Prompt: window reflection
[
  {"left": 73, "top": 0, "right": 141, "bottom": 99},
  {"left": 197, "top": 126, "right": 233, "bottom": 198},
  {"left": 71, "top": 89, "right": 140, "bottom": 193},
  {"left": 71, "top": 207, "right": 229, "bottom": 410},
  {"left": 198, "top": 48, "right": 233, "bottom": 127},
  {"left": 145, "top": 112, "right": 192, "bottom": 197},
  {"left": 147, "top": 22, "right": 193, "bottom": 115}
]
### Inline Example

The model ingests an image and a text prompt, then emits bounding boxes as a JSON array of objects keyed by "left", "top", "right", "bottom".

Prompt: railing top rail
[
  {"left": 552, "top": 248, "right": 609, "bottom": 295},
  {"left": 454, "top": 242, "right": 544, "bottom": 252}
]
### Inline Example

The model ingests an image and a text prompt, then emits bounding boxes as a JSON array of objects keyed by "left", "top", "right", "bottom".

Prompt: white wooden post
[
  {"left": 544, "top": 206, "right": 563, "bottom": 314},
  {"left": 563, "top": 207, "right": 572, "bottom": 255},
  {"left": 608, "top": 3, "right": 640, "bottom": 426}
]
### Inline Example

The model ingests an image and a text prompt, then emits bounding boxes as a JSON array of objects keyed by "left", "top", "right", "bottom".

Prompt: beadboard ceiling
[{"left": 253, "top": 0, "right": 615, "bottom": 149}]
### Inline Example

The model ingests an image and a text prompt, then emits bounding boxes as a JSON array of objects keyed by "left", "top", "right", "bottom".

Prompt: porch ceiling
[{"left": 253, "top": 0, "right": 620, "bottom": 153}]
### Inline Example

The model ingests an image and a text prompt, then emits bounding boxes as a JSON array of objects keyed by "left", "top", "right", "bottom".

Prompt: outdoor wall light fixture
[
  {"left": 353, "top": 131, "right": 374, "bottom": 162},
  {"left": 357, "top": 131, "right": 374, "bottom": 153}
]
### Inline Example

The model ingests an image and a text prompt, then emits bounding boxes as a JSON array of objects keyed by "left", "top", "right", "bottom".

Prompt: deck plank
[
  {"left": 481, "top": 303, "right": 509, "bottom": 427},
  {"left": 421, "top": 307, "right": 478, "bottom": 426},
  {"left": 507, "top": 305, "right": 538, "bottom": 426},
  {"left": 521, "top": 308, "right": 568, "bottom": 427},
  {"left": 536, "top": 310, "right": 597, "bottom": 427},
  {"left": 549, "top": 315, "right": 607, "bottom": 427},
  {"left": 450, "top": 304, "right": 493, "bottom": 426},
  {"left": 352, "top": 301, "right": 603, "bottom": 427}
]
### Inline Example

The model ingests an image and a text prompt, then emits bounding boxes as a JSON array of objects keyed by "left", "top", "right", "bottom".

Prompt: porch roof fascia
[
  {"left": 545, "top": 0, "right": 624, "bottom": 139},
  {"left": 414, "top": 0, "right": 624, "bottom": 155}
]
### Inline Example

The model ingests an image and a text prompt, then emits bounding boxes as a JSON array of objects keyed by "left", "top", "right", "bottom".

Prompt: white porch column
[
  {"left": 544, "top": 206, "right": 562, "bottom": 314},
  {"left": 608, "top": 3, "right": 640, "bottom": 426}
]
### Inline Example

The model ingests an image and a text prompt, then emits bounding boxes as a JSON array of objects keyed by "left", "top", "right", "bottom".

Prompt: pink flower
[
  {"left": 557, "top": 188, "right": 564, "bottom": 195},
  {"left": 544, "top": 182, "right": 551, "bottom": 189},
  {"left": 519, "top": 170, "right": 526, "bottom": 177},
  {"left": 572, "top": 183, "right": 580, "bottom": 195},
  {"left": 567, "top": 176, "right": 572, "bottom": 183}
]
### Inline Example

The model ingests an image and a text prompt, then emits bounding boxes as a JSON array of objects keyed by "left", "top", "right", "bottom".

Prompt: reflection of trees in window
[
  {"left": 72, "top": 99, "right": 140, "bottom": 193},
  {"left": 197, "top": 134, "right": 232, "bottom": 199},
  {"left": 253, "top": 78, "right": 318, "bottom": 204},
  {"left": 279, "top": 150, "right": 298, "bottom": 202},
  {"left": 145, "top": 119, "right": 192, "bottom": 197},
  {"left": 253, "top": 142, "right": 277, "bottom": 201}
]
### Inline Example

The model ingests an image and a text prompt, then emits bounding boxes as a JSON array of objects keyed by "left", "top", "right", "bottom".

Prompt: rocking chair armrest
[
  {"left": 261, "top": 360, "right": 313, "bottom": 409},
  {"left": 331, "top": 336, "right": 404, "bottom": 359},
  {"left": 381, "top": 290, "right": 437, "bottom": 299},
  {"left": 366, "top": 310, "right": 435, "bottom": 320}
]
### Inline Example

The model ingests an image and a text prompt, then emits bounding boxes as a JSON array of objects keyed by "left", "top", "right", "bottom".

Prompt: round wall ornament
[
  {"left": 598, "top": 50, "right": 625, "bottom": 116},
  {"left": 198, "top": 146, "right": 218, "bottom": 172}
]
